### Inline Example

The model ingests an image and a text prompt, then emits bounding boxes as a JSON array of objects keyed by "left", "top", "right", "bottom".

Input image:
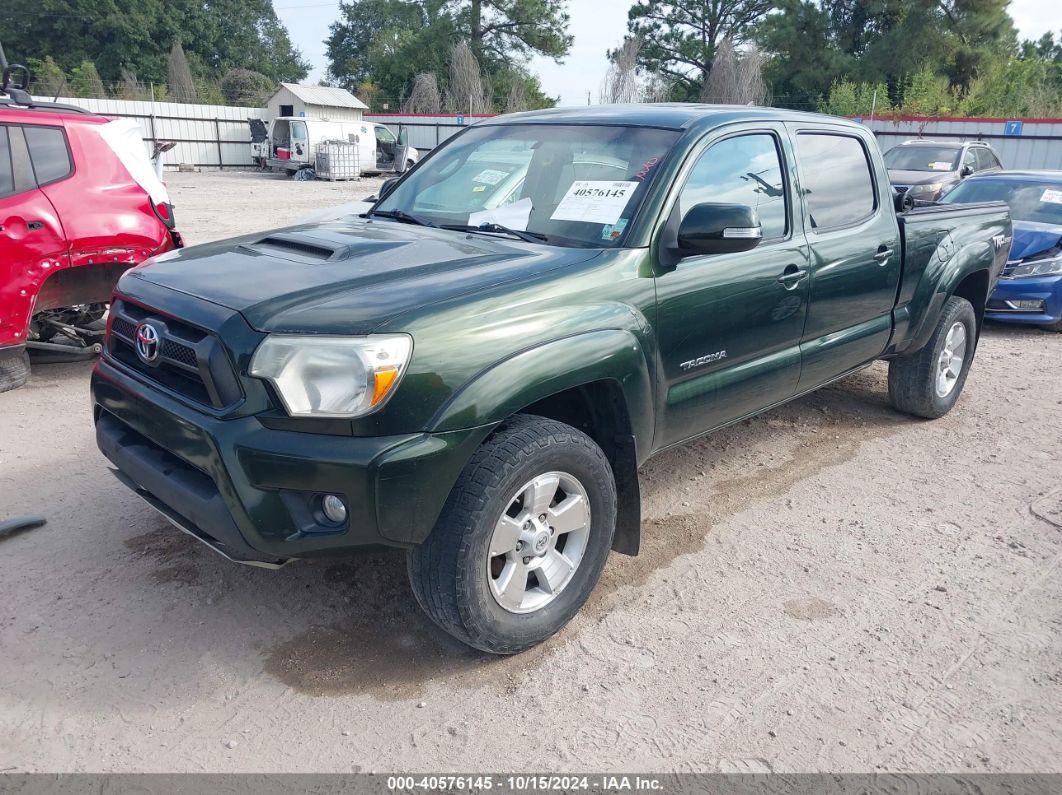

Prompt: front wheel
[
  {"left": 888, "top": 295, "right": 978, "bottom": 419},
  {"left": 408, "top": 414, "right": 616, "bottom": 654}
]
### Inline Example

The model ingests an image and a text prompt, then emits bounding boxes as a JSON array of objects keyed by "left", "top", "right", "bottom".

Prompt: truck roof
[{"left": 480, "top": 103, "right": 867, "bottom": 132}]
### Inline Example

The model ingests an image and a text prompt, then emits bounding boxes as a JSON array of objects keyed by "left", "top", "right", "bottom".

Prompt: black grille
[
  {"left": 161, "top": 338, "right": 198, "bottom": 367},
  {"left": 106, "top": 299, "right": 242, "bottom": 409}
]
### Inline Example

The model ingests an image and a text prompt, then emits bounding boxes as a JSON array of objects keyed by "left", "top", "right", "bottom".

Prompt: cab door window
[
  {"left": 962, "top": 148, "right": 978, "bottom": 173},
  {"left": 677, "top": 133, "right": 788, "bottom": 240}
]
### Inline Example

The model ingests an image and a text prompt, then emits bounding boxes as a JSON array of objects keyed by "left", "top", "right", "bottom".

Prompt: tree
[
  {"left": 446, "top": 41, "right": 489, "bottom": 113},
  {"left": 25, "top": 56, "right": 67, "bottom": 99},
  {"left": 601, "top": 37, "right": 645, "bottom": 104},
  {"left": 463, "top": 0, "right": 572, "bottom": 64},
  {"left": 819, "top": 79, "right": 894, "bottom": 117},
  {"left": 0, "top": 0, "right": 307, "bottom": 87},
  {"left": 403, "top": 73, "right": 443, "bottom": 113},
  {"left": 326, "top": 0, "right": 564, "bottom": 112},
  {"left": 69, "top": 60, "right": 107, "bottom": 98},
  {"left": 600, "top": 36, "right": 673, "bottom": 104},
  {"left": 700, "top": 37, "right": 766, "bottom": 104},
  {"left": 758, "top": 0, "right": 1017, "bottom": 111},
  {"left": 221, "top": 69, "right": 275, "bottom": 106},
  {"left": 167, "top": 42, "right": 198, "bottom": 104},
  {"left": 617, "top": 0, "right": 773, "bottom": 100}
]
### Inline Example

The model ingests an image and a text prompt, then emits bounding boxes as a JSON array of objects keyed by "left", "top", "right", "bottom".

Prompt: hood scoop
[{"left": 240, "top": 232, "right": 404, "bottom": 263}]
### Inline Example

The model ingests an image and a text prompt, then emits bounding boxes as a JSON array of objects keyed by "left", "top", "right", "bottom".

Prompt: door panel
[
  {"left": 0, "top": 126, "right": 69, "bottom": 347},
  {"left": 654, "top": 127, "right": 810, "bottom": 448},
  {"left": 789, "top": 128, "right": 900, "bottom": 390}
]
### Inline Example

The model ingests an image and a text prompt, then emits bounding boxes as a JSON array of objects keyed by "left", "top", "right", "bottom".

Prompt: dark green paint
[{"left": 91, "top": 105, "right": 1011, "bottom": 561}]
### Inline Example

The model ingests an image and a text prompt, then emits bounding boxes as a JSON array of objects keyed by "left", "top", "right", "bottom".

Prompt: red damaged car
[{"left": 1, "top": 65, "right": 181, "bottom": 392}]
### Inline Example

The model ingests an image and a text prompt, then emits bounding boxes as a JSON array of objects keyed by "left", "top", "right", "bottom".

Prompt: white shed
[{"left": 265, "top": 83, "right": 368, "bottom": 122}]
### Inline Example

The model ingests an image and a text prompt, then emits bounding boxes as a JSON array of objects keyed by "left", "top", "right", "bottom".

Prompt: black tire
[
  {"left": 888, "top": 295, "right": 977, "bottom": 419},
  {"left": 0, "top": 347, "right": 30, "bottom": 394},
  {"left": 408, "top": 414, "right": 617, "bottom": 654}
]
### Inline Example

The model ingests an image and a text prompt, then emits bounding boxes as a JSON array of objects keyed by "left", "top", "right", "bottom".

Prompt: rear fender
[{"left": 895, "top": 236, "right": 998, "bottom": 356}]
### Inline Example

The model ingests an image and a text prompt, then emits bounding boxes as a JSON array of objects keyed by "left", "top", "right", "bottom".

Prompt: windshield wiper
[
  {"left": 441, "top": 223, "right": 548, "bottom": 244},
  {"left": 368, "top": 209, "right": 436, "bottom": 227}
]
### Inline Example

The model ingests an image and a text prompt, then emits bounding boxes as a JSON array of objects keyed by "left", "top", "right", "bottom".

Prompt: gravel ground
[{"left": 1, "top": 170, "right": 1060, "bottom": 773}]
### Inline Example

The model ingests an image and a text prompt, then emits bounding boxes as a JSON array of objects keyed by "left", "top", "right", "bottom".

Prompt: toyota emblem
[{"left": 134, "top": 322, "right": 161, "bottom": 364}]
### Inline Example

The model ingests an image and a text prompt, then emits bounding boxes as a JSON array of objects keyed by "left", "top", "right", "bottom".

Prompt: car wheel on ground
[
  {"left": 888, "top": 295, "right": 977, "bottom": 419},
  {"left": 0, "top": 348, "right": 30, "bottom": 393},
  {"left": 407, "top": 414, "right": 617, "bottom": 654}
]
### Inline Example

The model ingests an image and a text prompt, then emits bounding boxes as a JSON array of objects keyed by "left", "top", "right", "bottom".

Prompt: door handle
[
  {"left": 777, "top": 265, "right": 807, "bottom": 289},
  {"left": 27, "top": 221, "right": 44, "bottom": 231},
  {"left": 874, "top": 246, "right": 894, "bottom": 265}
]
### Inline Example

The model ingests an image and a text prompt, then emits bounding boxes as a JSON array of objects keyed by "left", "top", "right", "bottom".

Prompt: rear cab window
[
  {"left": 795, "top": 132, "right": 877, "bottom": 230},
  {"left": 23, "top": 125, "right": 73, "bottom": 185}
]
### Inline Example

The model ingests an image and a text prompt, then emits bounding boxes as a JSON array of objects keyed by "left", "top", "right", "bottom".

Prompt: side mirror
[
  {"left": 398, "top": 127, "right": 408, "bottom": 146},
  {"left": 378, "top": 177, "right": 400, "bottom": 200},
  {"left": 960, "top": 165, "right": 973, "bottom": 177},
  {"left": 677, "top": 203, "right": 762, "bottom": 257}
]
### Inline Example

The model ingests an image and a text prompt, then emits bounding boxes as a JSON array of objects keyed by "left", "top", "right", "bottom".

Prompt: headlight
[
  {"left": 907, "top": 182, "right": 945, "bottom": 198},
  {"left": 1006, "top": 255, "right": 1062, "bottom": 279},
  {"left": 249, "top": 334, "right": 412, "bottom": 418}
]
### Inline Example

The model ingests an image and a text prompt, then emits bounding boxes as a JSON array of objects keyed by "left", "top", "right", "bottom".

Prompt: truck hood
[
  {"left": 888, "top": 169, "right": 958, "bottom": 186},
  {"left": 1010, "top": 220, "right": 1062, "bottom": 261},
  {"left": 130, "top": 218, "right": 600, "bottom": 334}
]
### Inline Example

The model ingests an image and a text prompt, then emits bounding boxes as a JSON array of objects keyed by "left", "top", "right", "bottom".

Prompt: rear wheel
[
  {"left": 0, "top": 347, "right": 30, "bottom": 393},
  {"left": 408, "top": 414, "right": 616, "bottom": 654},
  {"left": 888, "top": 295, "right": 977, "bottom": 419}
]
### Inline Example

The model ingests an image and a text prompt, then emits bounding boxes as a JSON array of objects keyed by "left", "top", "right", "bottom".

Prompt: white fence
[
  {"left": 862, "top": 116, "right": 1062, "bottom": 170},
  {"left": 30, "top": 95, "right": 266, "bottom": 168}
]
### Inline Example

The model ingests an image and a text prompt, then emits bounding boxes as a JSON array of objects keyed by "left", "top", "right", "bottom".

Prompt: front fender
[{"left": 430, "top": 329, "right": 655, "bottom": 460}]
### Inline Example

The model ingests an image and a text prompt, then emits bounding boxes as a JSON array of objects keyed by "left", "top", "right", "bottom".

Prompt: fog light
[
  {"left": 1005, "top": 299, "right": 1045, "bottom": 310},
  {"left": 321, "top": 494, "right": 348, "bottom": 524}
]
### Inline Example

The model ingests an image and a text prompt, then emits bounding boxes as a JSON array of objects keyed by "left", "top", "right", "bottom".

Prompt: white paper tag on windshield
[
  {"left": 551, "top": 181, "right": 639, "bottom": 225},
  {"left": 929, "top": 161, "right": 953, "bottom": 171},
  {"left": 468, "top": 197, "right": 533, "bottom": 231},
  {"left": 473, "top": 168, "right": 508, "bottom": 185},
  {"left": 1041, "top": 188, "right": 1062, "bottom": 205}
]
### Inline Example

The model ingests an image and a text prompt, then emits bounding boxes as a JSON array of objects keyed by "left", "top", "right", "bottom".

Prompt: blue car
[{"left": 941, "top": 171, "right": 1062, "bottom": 330}]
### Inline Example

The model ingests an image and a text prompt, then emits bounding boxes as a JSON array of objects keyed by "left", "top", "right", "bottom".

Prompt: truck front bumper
[
  {"left": 985, "top": 274, "right": 1062, "bottom": 327},
  {"left": 92, "top": 358, "right": 490, "bottom": 565}
]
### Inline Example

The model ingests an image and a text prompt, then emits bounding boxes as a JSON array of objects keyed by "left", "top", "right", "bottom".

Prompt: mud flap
[{"left": 611, "top": 433, "right": 641, "bottom": 556}]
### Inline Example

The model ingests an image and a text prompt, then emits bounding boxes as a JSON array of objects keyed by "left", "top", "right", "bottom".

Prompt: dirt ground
[{"left": 1, "top": 170, "right": 1060, "bottom": 773}]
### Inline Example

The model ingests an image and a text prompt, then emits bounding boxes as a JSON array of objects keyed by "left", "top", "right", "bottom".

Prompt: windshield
[
  {"left": 884, "top": 145, "right": 960, "bottom": 172},
  {"left": 374, "top": 124, "right": 680, "bottom": 247},
  {"left": 941, "top": 178, "right": 1062, "bottom": 225}
]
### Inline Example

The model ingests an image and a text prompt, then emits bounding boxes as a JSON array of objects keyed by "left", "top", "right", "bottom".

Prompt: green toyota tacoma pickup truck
[{"left": 93, "top": 105, "right": 1010, "bottom": 654}]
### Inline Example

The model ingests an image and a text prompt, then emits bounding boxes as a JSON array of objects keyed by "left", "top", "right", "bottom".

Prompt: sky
[{"left": 272, "top": 0, "right": 1061, "bottom": 108}]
